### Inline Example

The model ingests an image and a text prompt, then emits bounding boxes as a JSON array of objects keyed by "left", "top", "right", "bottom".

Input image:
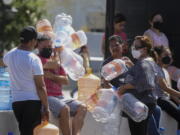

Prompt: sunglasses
[{"left": 132, "top": 44, "right": 145, "bottom": 50}]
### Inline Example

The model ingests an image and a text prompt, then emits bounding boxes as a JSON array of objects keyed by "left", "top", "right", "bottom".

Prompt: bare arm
[
  {"left": 43, "top": 60, "right": 60, "bottom": 70},
  {"left": 101, "top": 78, "right": 113, "bottom": 88},
  {"left": 117, "top": 83, "right": 135, "bottom": 96},
  {"left": 0, "top": 58, "right": 6, "bottom": 67},
  {"left": 171, "top": 96, "right": 180, "bottom": 104},
  {"left": 122, "top": 56, "right": 134, "bottom": 67},
  {"left": 44, "top": 71, "right": 69, "bottom": 85},
  {"left": 158, "top": 77, "right": 180, "bottom": 98},
  {"left": 34, "top": 75, "right": 49, "bottom": 121}
]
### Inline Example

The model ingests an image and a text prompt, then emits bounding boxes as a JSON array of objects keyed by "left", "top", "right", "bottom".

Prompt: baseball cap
[{"left": 20, "top": 26, "right": 39, "bottom": 43}]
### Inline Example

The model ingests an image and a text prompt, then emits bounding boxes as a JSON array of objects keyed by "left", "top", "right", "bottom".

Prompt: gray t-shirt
[{"left": 125, "top": 58, "right": 164, "bottom": 103}]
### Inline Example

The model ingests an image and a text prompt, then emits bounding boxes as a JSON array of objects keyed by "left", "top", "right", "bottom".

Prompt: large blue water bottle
[{"left": 0, "top": 67, "right": 12, "bottom": 110}]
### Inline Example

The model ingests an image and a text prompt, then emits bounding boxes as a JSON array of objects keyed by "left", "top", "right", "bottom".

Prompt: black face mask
[
  {"left": 153, "top": 21, "right": 164, "bottom": 31},
  {"left": 39, "top": 48, "right": 53, "bottom": 58},
  {"left": 162, "top": 56, "right": 172, "bottom": 65}
]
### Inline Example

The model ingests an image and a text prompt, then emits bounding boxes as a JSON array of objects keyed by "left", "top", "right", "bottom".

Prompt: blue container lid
[
  {"left": 8, "top": 132, "right": 13, "bottom": 135},
  {"left": 159, "top": 127, "right": 165, "bottom": 131}
]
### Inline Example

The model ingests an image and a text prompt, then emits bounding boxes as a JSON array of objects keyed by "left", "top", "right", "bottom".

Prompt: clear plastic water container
[
  {"left": 53, "top": 13, "right": 74, "bottom": 35},
  {"left": 92, "top": 88, "right": 118, "bottom": 123},
  {"left": 53, "top": 13, "right": 87, "bottom": 50},
  {"left": 103, "top": 102, "right": 121, "bottom": 135},
  {"left": 120, "top": 93, "right": 149, "bottom": 122},
  {"left": 0, "top": 67, "right": 12, "bottom": 110},
  {"left": 58, "top": 47, "right": 85, "bottom": 81},
  {"left": 67, "top": 30, "right": 87, "bottom": 50},
  {"left": 101, "top": 59, "right": 128, "bottom": 81}
]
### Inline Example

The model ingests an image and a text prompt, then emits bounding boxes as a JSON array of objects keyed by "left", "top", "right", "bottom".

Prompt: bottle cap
[
  {"left": 159, "top": 127, "right": 165, "bottom": 131},
  {"left": 86, "top": 67, "right": 92, "bottom": 74}
]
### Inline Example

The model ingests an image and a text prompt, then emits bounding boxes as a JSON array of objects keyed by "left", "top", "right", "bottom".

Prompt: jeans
[{"left": 148, "top": 105, "right": 161, "bottom": 135}]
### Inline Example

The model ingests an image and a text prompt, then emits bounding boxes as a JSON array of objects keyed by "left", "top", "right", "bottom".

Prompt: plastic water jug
[
  {"left": 103, "top": 102, "right": 121, "bottom": 135},
  {"left": 101, "top": 59, "right": 128, "bottom": 81},
  {"left": 120, "top": 93, "right": 149, "bottom": 122},
  {"left": 78, "top": 68, "right": 101, "bottom": 111},
  {"left": 91, "top": 88, "right": 118, "bottom": 123},
  {"left": 0, "top": 67, "right": 11, "bottom": 110},
  {"left": 66, "top": 30, "right": 87, "bottom": 50},
  {"left": 33, "top": 121, "right": 59, "bottom": 135},
  {"left": 57, "top": 47, "right": 85, "bottom": 81},
  {"left": 53, "top": 13, "right": 74, "bottom": 35},
  {"left": 36, "top": 19, "right": 55, "bottom": 38},
  {"left": 53, "top": 13, "right": 87, "bottom": 50},
  {"left": 53, "top": 31, "right": 69, "bottom": 48}
]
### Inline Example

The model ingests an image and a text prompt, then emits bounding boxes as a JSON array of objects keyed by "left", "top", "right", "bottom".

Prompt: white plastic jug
[{"left": 33, "top": 121, "right": 59, "bottom": 135}]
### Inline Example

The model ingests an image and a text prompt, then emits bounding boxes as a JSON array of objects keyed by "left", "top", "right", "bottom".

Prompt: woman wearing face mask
[
  {"left": 154, "top": 46, "right": 180, "bottom": 135},
  {"left": 118, "top": 36, "right": 180, "bottom": 135},
  {"left": 144, "top": 12, "right": 169, "bottom": 48}
]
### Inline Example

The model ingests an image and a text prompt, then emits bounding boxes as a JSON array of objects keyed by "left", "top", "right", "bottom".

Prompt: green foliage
[{"left": 0, "top": 0, "right": 47, "bottom": 57}]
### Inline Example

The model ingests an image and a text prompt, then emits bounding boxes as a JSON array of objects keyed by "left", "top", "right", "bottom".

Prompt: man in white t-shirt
[{"left": 3, "top": 26, "right": 49, "bottom": 135}]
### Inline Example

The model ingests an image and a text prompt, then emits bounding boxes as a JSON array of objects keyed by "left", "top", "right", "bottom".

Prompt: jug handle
[{"left": 33, "top": 120, "right": 49, "bottom": 135}]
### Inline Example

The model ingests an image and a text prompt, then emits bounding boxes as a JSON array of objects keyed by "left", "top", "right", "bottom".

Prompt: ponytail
[{"left": 149, "top": 49, "right": 158, "bottom": 62}]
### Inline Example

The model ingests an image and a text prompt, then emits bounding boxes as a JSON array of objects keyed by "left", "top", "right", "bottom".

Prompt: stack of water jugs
[{"left": 0, "top": 67, "right": 12, "bottom": 110}]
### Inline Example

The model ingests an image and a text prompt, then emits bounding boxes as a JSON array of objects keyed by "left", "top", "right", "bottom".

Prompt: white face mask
[{"left": 131, "top": 49, "right": 141, "bottom": 59}]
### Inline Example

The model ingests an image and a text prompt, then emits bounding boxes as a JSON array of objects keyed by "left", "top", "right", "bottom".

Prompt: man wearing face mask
[
  {"left": 3, "top": 26, "right": 49, "bottom": 135},
  {"left": 144, "top": 12, "right": 169, "bottom": 48},
  {"left": 37, "top": 34, "right": 87, "bottom": 135}
]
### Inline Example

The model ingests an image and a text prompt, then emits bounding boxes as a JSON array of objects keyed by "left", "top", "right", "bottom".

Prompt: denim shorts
[{"left": 48, "top": 96, "right": 81, "bottom": 118}]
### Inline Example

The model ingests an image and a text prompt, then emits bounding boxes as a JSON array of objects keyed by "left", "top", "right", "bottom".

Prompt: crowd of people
[
  {"left": 1, "top": 12, "right": 180, "bottom": 135},
  {"left": 101, "top": 12, "right": 180, "bottom": 135}
]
